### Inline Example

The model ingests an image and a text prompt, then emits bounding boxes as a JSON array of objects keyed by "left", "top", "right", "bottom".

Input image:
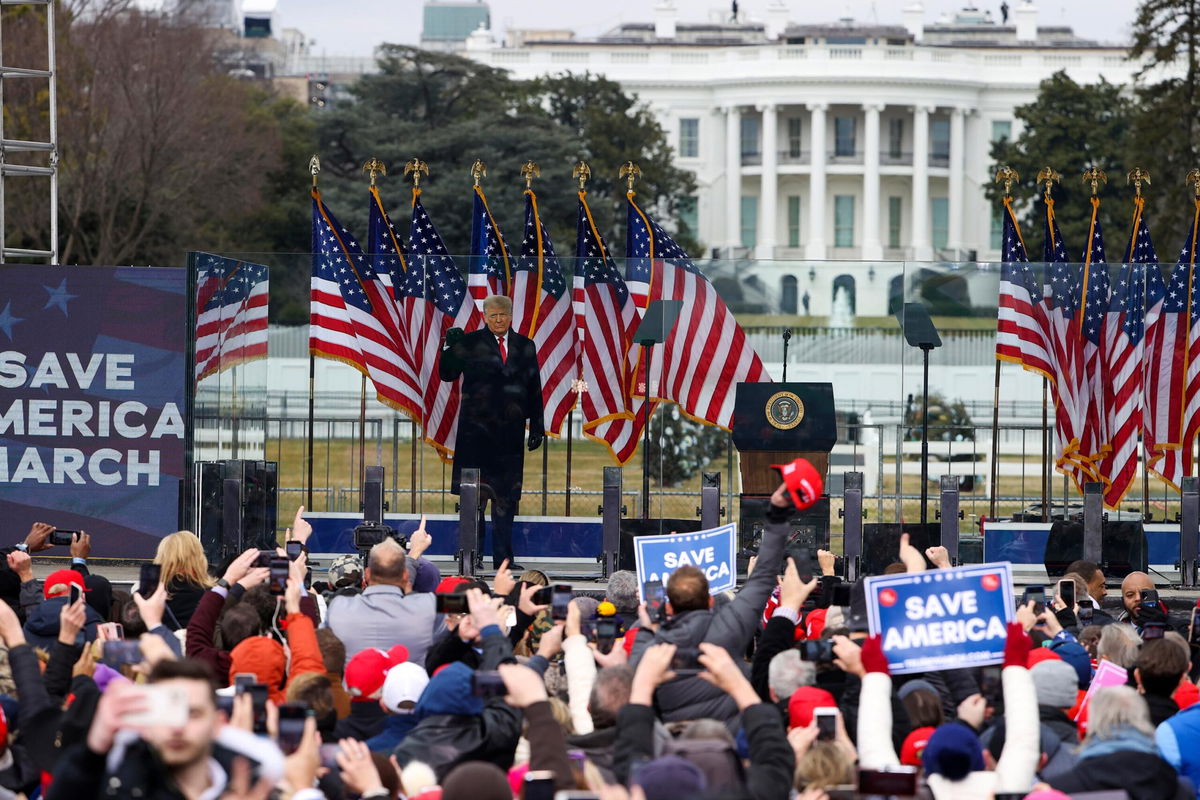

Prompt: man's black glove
[
  {"left": 527, "top": 432, "right": 544, "bottom": 451},
  {"left": 1054, "top": 605, "right": 1078, "bottom": 630},
  {"left": 444, "top": 327, "right": 464, "bottom": 348},
  {"left": 1136, "top": 600, "right": 1169, "bottom": 626}
]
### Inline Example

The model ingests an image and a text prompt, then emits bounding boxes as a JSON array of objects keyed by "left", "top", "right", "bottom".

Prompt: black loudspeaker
[
  {"left": 861, "top": 523, "right": 939, "bottom": 577},
  {"left": 618, "top": 518, "right": 702, "bottom": 572},
  {"left": 737, "top": 496, "right": 830, "bottom": 554},
  {"left": 241, "top": 461, "right": 266, "bottom": 550},
  {"left": 198, "top": 462, "right": 225, "bottom": 562},
  {"left": 363, "top": 465, "right": 385, "bottom": 524},
  {"left": 197, "top": 459, "right": 279, "bottom": 562},
  {"left": 1044, "top": 520, "right": 1147, "bottom": 579},
  {"left": 221, "top": 474, "right": 243, "bottom": 563}
]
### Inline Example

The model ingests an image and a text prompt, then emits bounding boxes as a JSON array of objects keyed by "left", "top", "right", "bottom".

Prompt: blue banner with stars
[
  {"left": 0, "top": 265, "right": 187, "bottom": 557},
  {"left": 633, "top": 523, "right": 737, "bottom": 601}
]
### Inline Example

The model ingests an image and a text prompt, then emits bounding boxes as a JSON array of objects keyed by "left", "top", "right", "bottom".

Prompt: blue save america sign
[
  {"left": 0, "top": 265, "right": 187, "bottom": 558},
  {"left": 864, "top": 562, "right": 1015, "bottom": 674},
  {"left": 634, "top": 523, "right": 737, "bottom": 601}
]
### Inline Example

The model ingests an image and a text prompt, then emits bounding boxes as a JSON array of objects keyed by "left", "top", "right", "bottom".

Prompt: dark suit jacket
[{"left": 439, "top": 327, "right": 543, "bottom": 500}]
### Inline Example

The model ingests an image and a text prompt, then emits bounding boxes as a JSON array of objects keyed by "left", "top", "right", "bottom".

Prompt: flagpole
[
  {"left": 306, "top": 155, "right": 320, "bottom": 509},
  {"left": 989, "top": 168, "right": 1018, "bottom": 521},
  {"left": 1042, "top": 378, "right": 1050, "bottom": 521},
  {"left": 989, "top": 359, "right": 1000, "bottom": 520},
  {"left": 1037, "top": 167, "right": 1061, "bottom": 522},
  {"left": 231, "top": 364, "right": 239, "bottom": 459},
  {"left": 566, "top": 162, "right": 592, "bottom": 519},
  {"left": 358, "top": 373, "right": 367, "bottom": 496},
  {"left": 1129, "top": 168, "right": 1153, "bottom": 522}
]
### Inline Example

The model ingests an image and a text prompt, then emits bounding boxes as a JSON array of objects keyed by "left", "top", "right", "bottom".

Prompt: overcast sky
[{"left": 276, "top": 0, "right": 1139, "bottom": 58}]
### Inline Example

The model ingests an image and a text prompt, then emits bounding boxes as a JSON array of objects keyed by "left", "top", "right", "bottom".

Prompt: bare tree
[{"left": 4, "top": 0, "right": 288, "bottom": 265}]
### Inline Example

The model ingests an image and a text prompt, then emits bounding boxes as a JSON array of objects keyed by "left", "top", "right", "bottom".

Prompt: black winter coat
[
  {"left": 439, "top": 327, "right": 543, "bottom": 499},
  {"left": 1049, "top": 750, "right": 1193, "bottom": 800},
  {"left": 392, "top": 628, "right": 521, "bottom": 780}
]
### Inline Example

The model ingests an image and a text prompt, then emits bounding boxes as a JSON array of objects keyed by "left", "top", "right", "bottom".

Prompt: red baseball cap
[
  {"left": 771, "top": 458, "right": 823, "bottom": 511},
  {"left": 344, "top": 644, "right": 409, "bottom": 699},
  {"left": 1026, "top": 647, "right": 1062, "bottom": 669},
  {"left": 436, "top": 576, "right": 471, "bottom": 594},
  {"left": 900, "top": 726, "right": 936, "bottom": 767},
  {"left": 43, "top": 569, "right": 88, "bottom": 599},
  {"left": 787, "top": 686, "right": 837, "bottom": 729}
]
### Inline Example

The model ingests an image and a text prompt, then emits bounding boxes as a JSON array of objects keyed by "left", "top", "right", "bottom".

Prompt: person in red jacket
[
  {"left": 185, "top": 547, "right": 320, "bottom": 686},
  {"left": 226, "top": 558, "right": 324, "bottom": 704}
]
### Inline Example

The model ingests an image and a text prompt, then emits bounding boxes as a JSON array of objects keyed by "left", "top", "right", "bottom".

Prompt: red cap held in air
[{"left": 770, "top": 457, "right": 823, "bottom": 511}]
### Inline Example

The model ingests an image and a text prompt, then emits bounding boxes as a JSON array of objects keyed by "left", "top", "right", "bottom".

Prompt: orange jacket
[{"left": 228, "top": 612, "right": 325, "bottom": 704}]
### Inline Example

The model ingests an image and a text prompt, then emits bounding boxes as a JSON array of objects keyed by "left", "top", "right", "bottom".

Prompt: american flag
[
  {"left": 367, "top": 187, "right": 423, "bottom": 422},
  {"left": 194, "top": 254, "right": 269, "bottom": 382},
  {"left": 310, "top": 189, "right": 365, "bottom": 372},
  {"left": 368, "top": 186, "right": 409, "bottom": 300},
  {"left": 400, "top": 189, "right": 481, "bottom": 458},
  {"left": 510, "top": 189, "right": 579, "bottom": 435},
  {"left": 467, "top": 185, "right": 511, "bottom": 312},
  {"left": 1042, "top": 199, "right": 1090, "bottom": 487},
  {"left": 1144, "top": 200, "right": 1200, "bottom": 489},
  {"left": 626, "top": 192, "right": 768, "bottom": 429},
  {"left": 576, "top": 191, "right": 643, "bottom": 464},
  {"left": 311, "top": 189, "right": 422, "bottom": 418},
  {"left": 994, "top": 197, "right": 1053, "bottom": 380},
  {"left": 1100, "top": 199, "right": 1155, "bottom": 507},
  {"left": 1077, "top": 198, "right": 1111, "bottom": 482}
]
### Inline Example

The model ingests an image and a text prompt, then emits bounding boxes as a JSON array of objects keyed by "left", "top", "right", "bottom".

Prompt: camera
[
  {"left": 277, "top": 703, "right": 310, "bottom": 755},
  {"left": 799, "top": 639, "right": 835, "bottom": 662},
  {"left": 550, "top": 584, "right": 572, "bottom": 620},
  {"left": 857, "top": 767, "right": 917, "bottom": 796},
  {"left": 671, "top": 646, "right": 702, "bottom": 676},
  {"left": 1143, "top": 622, "right": 1166, "bottom": 640},
  {"left": 436, "top": 593, "right": 468, "bottom": 614},
  {"left": 50, "top": 529, "right": 79, "bottom": 547},
  {"left": 594, "top": 617, "right": 620, "bottom": 654},
  {"left": 643, "top": 580, "right": 667, "bottom": 624},
  {"left": 782, "top": 547, "right": 816, "bottom": 581},
  {"left": 103, "top": 641, "right": 143, "bottom": 665},
  {"left": 829, "top": 582, "right": 853, "bottom": 607},
  {"left": 268, "top": 557, "right": 289, "bottom": 595},
  {"left": 471, "top": 670, "right": 507, "bottom": 699},
  {"left": 353, "top": 523, "right": 401, "bottom": 551}
]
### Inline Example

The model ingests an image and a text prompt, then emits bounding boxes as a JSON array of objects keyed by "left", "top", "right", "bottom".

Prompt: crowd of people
[{"left": 1, "top": 485, "right": 1199, "bottom": 800}]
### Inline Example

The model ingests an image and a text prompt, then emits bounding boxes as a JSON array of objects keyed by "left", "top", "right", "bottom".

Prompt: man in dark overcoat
[{"left": 439, "top": 294, "right": 543, "bottom": 569}]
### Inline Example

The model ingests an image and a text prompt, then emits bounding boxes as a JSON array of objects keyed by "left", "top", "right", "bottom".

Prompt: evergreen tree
[
  {"left": 1127, "top": 0, "right": 1200, "bottom": 249},
  {"left": 986, "top": 71, "right": 1135, "bottom": 256}
]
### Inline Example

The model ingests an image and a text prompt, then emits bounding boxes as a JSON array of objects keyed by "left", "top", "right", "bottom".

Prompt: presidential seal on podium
[{"left": 765, "top": 390, "right": 804, "bottom": 430}]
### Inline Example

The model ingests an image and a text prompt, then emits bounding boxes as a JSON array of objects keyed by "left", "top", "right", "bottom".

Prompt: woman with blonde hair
[{"left": 152, "top": 530, "right": 215, "bottom": 628}]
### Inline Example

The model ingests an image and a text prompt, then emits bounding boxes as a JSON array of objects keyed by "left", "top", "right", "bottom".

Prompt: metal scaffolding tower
[{"left": 0, "top": 0, "right": 58, "bottom": 262}]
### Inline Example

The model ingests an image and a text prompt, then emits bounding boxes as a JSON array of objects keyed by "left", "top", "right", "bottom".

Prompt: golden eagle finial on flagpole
[
  {"left": 1082, "top": 166, "right": 1108, "bottom": 197},
  {"left": 403, "top": 159, "right": 429, "bottom": 188},
  {"left": 520, "top": 161, "right": 540, "bottom": 189},
  {"left": 309, "top": 154, "right": 321, "bottom": 188},
  {"left": 1188, "top": 169, "right": 1200, "bottom": 198},
  {"left": 362, "top": 158, "right": 386, "bottom": 188},
  {"left": 1036, "top": 166, "right": 1060, "bottom": 202},
  {"left": 1127, "top": 167, "right": 1151, "bottom": 198},
  {"left": 994, "top": 166, "right": 1019, "bottom": 199},
  {"left": 470, "top": 159, "right": 486, "bottom": 186},
  {"left": 619, "top": 161, "right": 641, "bottom": 194},
  {"left": 573, "top": 161, "right": 591, "bottom": 191}
]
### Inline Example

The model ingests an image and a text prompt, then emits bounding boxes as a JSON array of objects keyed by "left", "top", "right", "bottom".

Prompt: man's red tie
[{"left": 497, "top": 335, "right": 507, "bottom": 363}]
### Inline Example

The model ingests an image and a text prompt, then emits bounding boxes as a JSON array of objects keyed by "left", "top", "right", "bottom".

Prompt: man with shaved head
[
  {"left": 1118, "top": 571, "right": 1172, "bottom": 634},
  {"left": 325, "top": 538, "right": 445, "bottom": 665}
]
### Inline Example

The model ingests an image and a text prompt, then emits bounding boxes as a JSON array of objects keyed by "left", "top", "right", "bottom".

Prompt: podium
[{"left": 732, "top": 382, "right": 837, "bottom": 555}]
